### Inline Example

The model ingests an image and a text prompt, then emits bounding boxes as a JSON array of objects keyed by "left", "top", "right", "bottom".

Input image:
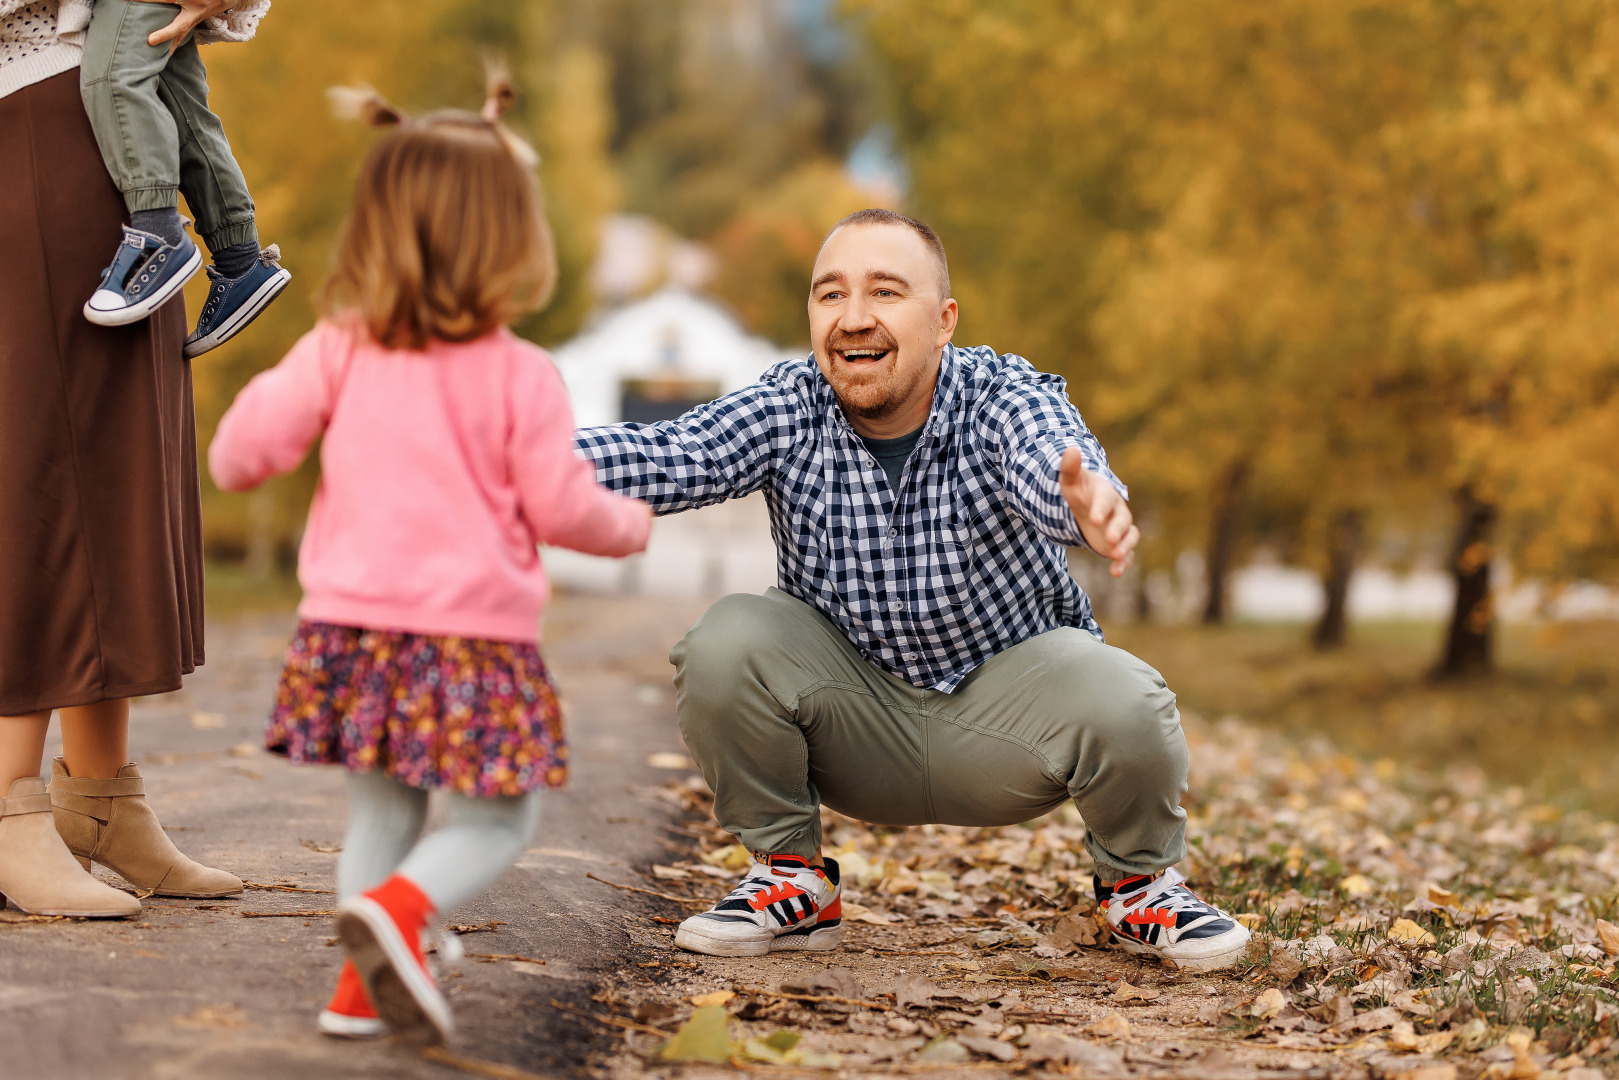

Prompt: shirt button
[
  {"left": 887, "top": 526, "right": 898, "bottom": 537},
  {"left": 889, "top": 600, "right": 903, "bottom": 611},
  {"left": 904, "top": 652, "right": 918, "bottom": 661}
]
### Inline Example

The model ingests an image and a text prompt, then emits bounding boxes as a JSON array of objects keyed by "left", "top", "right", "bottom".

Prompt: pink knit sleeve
[
  {"left": 510, "top": 348, "right": 651, "bottom": 557},
  {"left": 207, "top": 321, "right": 348, "bottom": 493}
]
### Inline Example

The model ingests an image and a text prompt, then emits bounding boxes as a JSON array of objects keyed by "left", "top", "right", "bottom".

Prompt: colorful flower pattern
[{"left": 266, "top": 621, "right": 566, "bottom": 796}]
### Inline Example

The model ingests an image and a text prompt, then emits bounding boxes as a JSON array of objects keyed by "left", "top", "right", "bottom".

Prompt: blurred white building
[
  {"left": 551, "top": 285, "right": 791, "bottom": 429},
  {"left": 546, "top": 223, "right": 793, "bottom": 600}
]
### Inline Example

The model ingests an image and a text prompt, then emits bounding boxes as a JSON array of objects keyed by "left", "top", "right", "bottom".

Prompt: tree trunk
[
  {"left": 1202, "top": 459, "right": 1250, "bottom": 625},
  {"left": 1134, "top": 571, "right": 1152, "bottom": 623},
  {"left": 1437, "top": 489, "right": 1496, "bottom": 678},
  {"left": 1312, "top": 508, "right": 1363, "bottom": 650}
]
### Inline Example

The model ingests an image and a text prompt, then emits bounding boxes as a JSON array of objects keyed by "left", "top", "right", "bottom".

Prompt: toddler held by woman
[{"left": 208, "top": 74, "right": 651, "bottom": 1044}]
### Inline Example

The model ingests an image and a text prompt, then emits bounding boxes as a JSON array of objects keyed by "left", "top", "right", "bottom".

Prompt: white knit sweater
[{"left": 0, "top": 0, "right": 270, "bottom": 100}]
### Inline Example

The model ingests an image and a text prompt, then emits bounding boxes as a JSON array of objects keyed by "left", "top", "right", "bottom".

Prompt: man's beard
[{"left": 822, "top": 328, "right": 926, "bottom": 422}]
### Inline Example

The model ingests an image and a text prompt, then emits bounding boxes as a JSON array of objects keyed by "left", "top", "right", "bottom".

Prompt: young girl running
[{"left": 208, "top": 76, "right": 651, "bottom": 1045}]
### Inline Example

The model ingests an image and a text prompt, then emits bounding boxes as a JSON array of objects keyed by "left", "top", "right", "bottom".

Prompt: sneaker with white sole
[
  {"left": 335, "top": 875, "right": 453, "bottom": 1044},
  {"left": 183, "top": 245, "right": 291, "bottom": 358},
  {"left": 83, "top": 226, "right": 201, "bottom": 327},
  {"left": 317, "top": 958, "right": 387, "bottom": 1039},
  {"left": 674, "top": 853, "right": 841, "bottom": 957},
  {"left": 1096, "top": 867, "right": 1250, "bottom": 971}
]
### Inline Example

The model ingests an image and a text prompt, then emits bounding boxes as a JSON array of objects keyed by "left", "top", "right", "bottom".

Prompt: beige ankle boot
[
  {"left": 0, "top": 776, "right": 141, "bottom": 917},
  {"left": 50, "top": 759, "right": 243, "bottom": 898}
]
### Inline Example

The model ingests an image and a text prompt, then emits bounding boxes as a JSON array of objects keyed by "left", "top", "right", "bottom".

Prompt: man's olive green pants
[{"left": 669, "top": 589, "right": 1189, "bottom": 878}]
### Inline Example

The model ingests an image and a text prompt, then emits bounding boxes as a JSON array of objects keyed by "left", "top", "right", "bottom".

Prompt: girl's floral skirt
[{"left": 266, "top": 621, "right": 566, "bottom": 797}]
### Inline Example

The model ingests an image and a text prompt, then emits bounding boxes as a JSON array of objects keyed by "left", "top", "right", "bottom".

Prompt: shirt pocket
[{"left": 925, "top": 508, "right": 979, "bottom": 611}]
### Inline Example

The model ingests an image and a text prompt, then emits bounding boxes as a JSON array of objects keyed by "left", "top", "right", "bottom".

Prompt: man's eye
[{"left": 822, "top": 291, "right": 845, "bottom": 301}]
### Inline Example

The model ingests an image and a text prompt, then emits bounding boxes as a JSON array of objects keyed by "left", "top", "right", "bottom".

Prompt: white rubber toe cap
[{"left": 86, "top": 289, "right": 129, "bottom": 313}]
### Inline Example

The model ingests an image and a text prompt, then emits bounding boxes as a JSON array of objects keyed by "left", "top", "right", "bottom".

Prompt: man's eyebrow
[
  {"left": 869, "top": 270, "right": 912, "bottom": 290},
  {"left": 811, "top": 270, "right": 847, "bottom": 292}
]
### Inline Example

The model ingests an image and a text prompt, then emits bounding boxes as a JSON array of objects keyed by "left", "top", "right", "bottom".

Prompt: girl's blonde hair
[{"left": 323, "top": 71, "right": 557, "bottom": 350}]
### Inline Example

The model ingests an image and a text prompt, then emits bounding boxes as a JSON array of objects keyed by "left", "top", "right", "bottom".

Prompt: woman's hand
[{"left": 130, "top": 0, "right": 234, "bottom": 52}]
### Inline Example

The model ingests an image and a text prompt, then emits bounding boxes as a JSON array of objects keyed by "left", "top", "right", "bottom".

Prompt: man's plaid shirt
[{"left": 574, "top": 343, "right": 1127, "bottom": 692}]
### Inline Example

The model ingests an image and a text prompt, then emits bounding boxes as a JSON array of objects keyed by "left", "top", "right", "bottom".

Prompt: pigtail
[
  {"left": 480, "top": 57, "right": 540, "bottom": 169},
  {"left": 327, "top": 85, "right": 407, "bottom": 128}
]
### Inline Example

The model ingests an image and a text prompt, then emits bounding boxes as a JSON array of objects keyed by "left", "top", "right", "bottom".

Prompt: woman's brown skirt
[{"left": 0, "top": 69, "right": 204, "bottom": 714}]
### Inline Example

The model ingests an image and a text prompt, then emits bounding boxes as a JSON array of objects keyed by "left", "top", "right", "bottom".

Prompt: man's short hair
[{"left": 826, "top": 208, "right": 951, "bottom": 300}]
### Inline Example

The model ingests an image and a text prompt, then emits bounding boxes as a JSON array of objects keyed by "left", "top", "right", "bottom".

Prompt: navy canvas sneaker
[
  {"left": 83, "top": 226, "right": 202, "bottom": 327},
  {"left": 183, "top": 245, "right": 292, "bottom": 359},
  {"left": 674, "top": 853, "right": 842, "bottom": 957},
  {"left": 1096, "top": 867, "right": 1250, "bottom": 971}
]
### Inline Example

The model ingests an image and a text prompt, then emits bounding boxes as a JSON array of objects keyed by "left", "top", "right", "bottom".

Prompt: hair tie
[{"left": 327, "top": 85, "right": 407, "bottom": 128}]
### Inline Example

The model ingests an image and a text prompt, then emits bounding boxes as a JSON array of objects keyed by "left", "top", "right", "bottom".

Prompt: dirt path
[{"left": 0, "top": 593, "right": 711, "bottom": 1080}]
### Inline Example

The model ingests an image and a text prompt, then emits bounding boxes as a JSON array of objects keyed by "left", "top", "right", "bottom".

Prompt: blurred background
[{"left": 193, "top": 1, "right": 1619, "bottom": 814}]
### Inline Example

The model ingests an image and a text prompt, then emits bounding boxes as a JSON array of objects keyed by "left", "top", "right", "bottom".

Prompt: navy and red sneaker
[
  {"left": 674, "top": 853, "right": 842, "bottom": 957},
  {"left": 1096, "top": 867, "right": 1250, "bottom": 971}
]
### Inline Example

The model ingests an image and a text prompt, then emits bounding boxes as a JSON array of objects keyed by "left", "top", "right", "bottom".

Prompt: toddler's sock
[
  {"left": 130, "top": 207, "right": 184, "bottom": 247},
  {"left": 212, "top": 240, "right": 260, "bottom": 279}
]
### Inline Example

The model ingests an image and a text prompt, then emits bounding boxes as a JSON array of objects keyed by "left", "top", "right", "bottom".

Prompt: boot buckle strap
[
  {"left": 51, "top": 790, "right": 115, "bottom": 822},
  {"left": 56, "top": 777, "right": 145, "bottom": 799},
  {"left": 0, "top": 792, "right": 51, "bottom": 816}
]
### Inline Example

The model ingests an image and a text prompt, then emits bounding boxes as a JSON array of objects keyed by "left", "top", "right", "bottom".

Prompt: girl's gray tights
[{"left": 337, "top": 770, "right": 541, "bottom": 913}]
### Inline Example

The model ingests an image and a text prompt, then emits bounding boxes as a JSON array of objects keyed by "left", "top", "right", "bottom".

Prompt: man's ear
[{"left": 937, "top": 298, "right": 959, "bottom": 347}]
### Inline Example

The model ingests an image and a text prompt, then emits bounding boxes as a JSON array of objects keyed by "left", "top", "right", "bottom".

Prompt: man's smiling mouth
[{"left": 838, "top": 348, "right": 890, "bottom": 364}]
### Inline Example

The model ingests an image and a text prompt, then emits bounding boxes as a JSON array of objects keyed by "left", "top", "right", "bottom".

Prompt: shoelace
[
  {"left": 712, "top": 864, "right": 821, "bottom": 912},
  {"left": 1114, "top": 867, "right": 1224, "bottom": 925}
]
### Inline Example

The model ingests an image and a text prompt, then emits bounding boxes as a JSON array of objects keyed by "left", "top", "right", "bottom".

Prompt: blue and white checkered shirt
[{"left": 575, "top": 343, "right": 1127, "bottom": 692}]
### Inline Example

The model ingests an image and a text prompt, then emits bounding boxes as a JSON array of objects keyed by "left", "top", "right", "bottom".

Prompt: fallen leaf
[
  {"left": 1086, "top": 1012, "right": 1131, "bottom": 1038},
  {"left": 1387, "top": 1066, "right": 1458, "bottom": 1080},
  {"left": 1113, "top": 981, "right": 1161, "bottom": 1002},
  {"left": 840, "top": 902, "right": 893, "bottom": 925},
  {"left": 646, "top": 752, "right": 696, "bottom": 770},
  {"left": 1597, "top": 919, "right": 1619, "bottom": 958},
  {"left": 1455, "top": 1017, "right": 1490, "bottom": 1051},
  {"left": 1235, "top": 912, "right": 1265, "bottom": 929},
  {"left": 659, "top": 1006, "right": 731, "bottom": 1064},
  {"left": 699, "top": 844, "right": 751, "bottom": 871},
  {"left": 1340, "top": 874, "right": 1375, "bottom": 897},
  {"left": 781, "top": 968, "right": 863, "bottom": 1001},
  {"left": 1389, "top": 918, "right": 1437, "bottom": 946},
  {"left": 689, "top": 990, "right": 734, "bottom": 1008},
  {"left": 914, "top": 1036, "right": 971, "bottom": 1064},
  {"left": 1250, "top": 988, "right": 1288, "bottom": 1019},
  {"left": 651, "top": 865, "right": 690, "bottom": 881},
  {"left": 1268, "top": 947, "right": 1304, "bottom": 983},
  {"left": 1426, "top": 883, "right": 1461, "bottom": 908},
  {"left": 893, "top": 975, "right": 944, "bottom": 1011},
  {"left": 226, "top": 742, "right": 257, "bottom": 758},
  {"left": 956, "top": 1035, "right": 1016, "bottom": 1062},
  {"left": 189, "top": 711, "right": 225, "bottom": 729}
]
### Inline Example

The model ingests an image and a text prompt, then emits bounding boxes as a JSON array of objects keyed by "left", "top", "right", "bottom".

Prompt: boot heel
[{"left": 74, "top": 855, "right": 92, "bottom": 873}]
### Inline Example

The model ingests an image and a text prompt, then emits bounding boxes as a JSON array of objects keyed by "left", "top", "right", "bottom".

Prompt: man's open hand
[
  {"left": 1059, "top": 447, "right": 1139, "bottom": 578},
  {"left": 131, "top": 0, "right": 233, "bottom": 52}
]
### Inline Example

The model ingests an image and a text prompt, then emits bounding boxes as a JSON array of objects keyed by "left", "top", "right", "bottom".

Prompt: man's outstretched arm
[
  {"left": 982, "top": 368, "right": 1138, "bottom": 575},
  {"left": 575, "top": 383, "right": 792, "bottom": 515}
]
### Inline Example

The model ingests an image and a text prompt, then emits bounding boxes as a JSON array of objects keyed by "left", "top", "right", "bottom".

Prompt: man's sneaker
[
  {"left": 83, "top": 226, "right": 201, "bottom": 326},
  {"left": 674, "top": 854, "right": 842, "bottom": 957},
  {"left": 335, "top": 875, "right": 453, "bottom": 1044},
  {"left": 183, "top": 245, "right": 291, "bottom": 358},
  {"left": 1096, "top": 867, "right": 1250, "bottom": 971},
  {"left": 317, "top": 959, "right": 386, "bottom": 1039}
]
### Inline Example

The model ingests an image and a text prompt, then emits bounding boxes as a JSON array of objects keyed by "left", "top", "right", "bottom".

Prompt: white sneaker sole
[
  {"left": 674, "top": 920, "right": 841, "bottom": 957},
  {"left": 83, "top": 245, "right": 202, "bottom": 327},
  {"left": 1111, "top": 927, "right": 1252, "bottom": 972},
  {"left": 336, "top": 897, "right": 454, "bottom": 1045},
  {"left": 317, "top": 1009, "right": 387, "bottom": 1039},
  {"left": 183, "top": 266, "right": 292, "bottom": 359}
]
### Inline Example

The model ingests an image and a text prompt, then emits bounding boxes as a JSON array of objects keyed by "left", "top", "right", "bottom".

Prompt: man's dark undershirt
[{"left": 857, "top": 424, "right": 925, "bottom": 493}]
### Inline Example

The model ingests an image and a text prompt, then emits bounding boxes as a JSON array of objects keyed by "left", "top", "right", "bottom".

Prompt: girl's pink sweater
[{"left": 209, "top": 320, "right": 650, "bottom": 643}]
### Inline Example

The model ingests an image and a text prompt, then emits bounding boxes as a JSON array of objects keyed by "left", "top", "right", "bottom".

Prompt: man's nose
[{"left": 839, "top": 292, "right": 877, "bottom": 330}]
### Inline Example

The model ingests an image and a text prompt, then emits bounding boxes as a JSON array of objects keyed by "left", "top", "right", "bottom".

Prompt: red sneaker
[
  {"left": 335, "top": 875, "right": 453, "bottom": 1044},
  {"left": 317, "top": 959, "right": 386, "bottom": 1038}
]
